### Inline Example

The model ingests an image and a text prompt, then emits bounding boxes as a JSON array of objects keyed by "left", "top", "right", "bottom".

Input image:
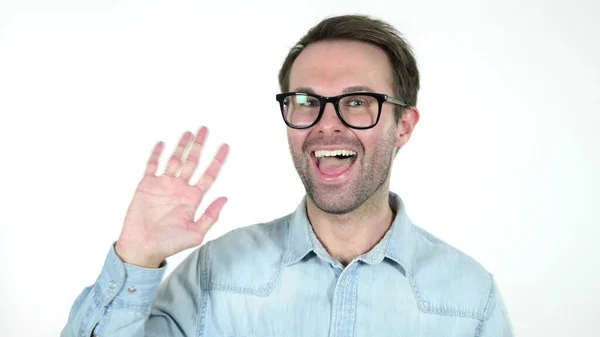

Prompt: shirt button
[
  {"left": 343, "top": 280, "right": 350, "bottom": 287},
  {"left": 128, "top": 286, "right": 137, "bottom": 294},
  {"left": 108, "top": 281, "right": 116, "bottom": 289}
]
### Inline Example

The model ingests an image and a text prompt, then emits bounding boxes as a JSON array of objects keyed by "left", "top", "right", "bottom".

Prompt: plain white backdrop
[{"left": 1, "top": 0, "right": 599, "bottom": 336}]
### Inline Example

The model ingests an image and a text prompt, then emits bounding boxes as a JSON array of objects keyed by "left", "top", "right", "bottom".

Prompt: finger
[
  {"left": 180, "top": 126, "right": 208, "bottom": 182},
  {"left": 164, "top": 131, "right": 192, "bottom": 177},
  {"left": 144, "top": 142, "right": 164, "bottom": 176},
  {"left": 194, "top": 144, "right": 229, "bottom": 194},
  {"left": 195, "top": 197, "right": 228, "bottom": 234}
]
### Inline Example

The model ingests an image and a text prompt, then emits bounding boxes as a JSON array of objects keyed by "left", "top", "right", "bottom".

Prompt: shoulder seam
[
  {"left": 474, "top": 273, "right": 496, "bottom": 337},
  {"left": 197, "top": 243, "right": 210, "bottom": 337},
  {"left": 201, "top": 222, "right": 287, "bottom": 296}
]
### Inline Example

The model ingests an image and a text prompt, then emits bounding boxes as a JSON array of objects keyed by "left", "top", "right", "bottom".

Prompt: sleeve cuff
[{"left": 95, "top": 242, "right": 166, "bottom": 307}]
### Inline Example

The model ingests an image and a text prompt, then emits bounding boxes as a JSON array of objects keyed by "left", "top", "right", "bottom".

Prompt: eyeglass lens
[{"left": 282, "top": 93, "right": 379, "bottom": 128}]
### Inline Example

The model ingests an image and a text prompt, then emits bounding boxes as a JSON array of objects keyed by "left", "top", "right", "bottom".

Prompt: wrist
[{"left": 115, "top": 241, "right": 164, "bottom": 269}]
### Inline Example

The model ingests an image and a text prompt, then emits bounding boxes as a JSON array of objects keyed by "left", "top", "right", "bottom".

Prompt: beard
[{"left": 289, "top": 128, "right": 397, "bottom": 215}]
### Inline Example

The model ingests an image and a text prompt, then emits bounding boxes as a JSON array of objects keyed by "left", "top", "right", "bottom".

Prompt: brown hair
[{"left": 278, "top": 14, "right": 420, "bottom": 122}]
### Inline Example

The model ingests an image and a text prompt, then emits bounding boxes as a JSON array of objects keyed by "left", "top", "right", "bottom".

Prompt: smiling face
[{"left": 287, "top": 40, "right": 408, "bottom": 214}]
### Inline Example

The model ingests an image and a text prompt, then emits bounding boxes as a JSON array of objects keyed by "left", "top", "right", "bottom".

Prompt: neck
[{"left": 306, "top": 185, "right": 395, "bottom": 267}]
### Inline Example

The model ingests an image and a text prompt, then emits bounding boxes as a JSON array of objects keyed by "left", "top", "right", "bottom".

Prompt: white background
[{"left": 1, "top": 0, "right": 599, "bottom": 336}]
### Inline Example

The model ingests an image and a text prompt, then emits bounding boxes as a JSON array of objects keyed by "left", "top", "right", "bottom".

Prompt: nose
[{"left": 315, "top": 102, "right": 344, "bottom": 133}]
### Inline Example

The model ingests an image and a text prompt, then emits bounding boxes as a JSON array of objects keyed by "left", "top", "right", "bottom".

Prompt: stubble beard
[{"left": 289, "top": 130, "right": 397, "bottom": 215}]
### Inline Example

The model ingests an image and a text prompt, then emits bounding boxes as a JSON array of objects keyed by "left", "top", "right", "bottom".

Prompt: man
[{"left": 62, "top": 14, "right": 513, "bottom": 337}]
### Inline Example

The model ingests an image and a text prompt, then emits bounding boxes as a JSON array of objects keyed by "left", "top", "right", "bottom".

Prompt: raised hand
[{"left": 115, "top": 127, "right": 228, "bottom": 268}]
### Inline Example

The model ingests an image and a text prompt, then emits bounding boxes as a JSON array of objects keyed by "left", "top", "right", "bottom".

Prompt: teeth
[{"left": 314, "top": 150, "right": 357, "bottom": 158}]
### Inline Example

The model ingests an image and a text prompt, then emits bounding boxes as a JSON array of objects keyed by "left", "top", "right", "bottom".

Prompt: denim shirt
[{"left": 62, "top": 192, "right": 513, "bottom": 337}]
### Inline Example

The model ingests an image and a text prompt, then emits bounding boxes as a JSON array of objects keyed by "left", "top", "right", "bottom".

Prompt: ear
[{"left": 394, "top": 106, "right": 420, "bottom": 148}]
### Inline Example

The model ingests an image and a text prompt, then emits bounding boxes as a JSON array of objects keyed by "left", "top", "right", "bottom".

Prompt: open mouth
[{"left": 313, "top": 149, "right": 357, "bottom": 176}]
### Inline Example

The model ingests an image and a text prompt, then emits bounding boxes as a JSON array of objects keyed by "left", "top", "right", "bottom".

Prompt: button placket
[{"left": 330, "top": 262, "right": 360, "bottom": 337}]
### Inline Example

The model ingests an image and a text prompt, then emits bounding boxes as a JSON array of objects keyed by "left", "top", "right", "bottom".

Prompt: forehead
[{"left": 289, "top": 40, "right": 394, "bottom": 95}]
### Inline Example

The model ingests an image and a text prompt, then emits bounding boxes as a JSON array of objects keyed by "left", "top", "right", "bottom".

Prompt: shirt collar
[
  {"left": 282, "top": 196, "right": 313, "bottom": 265},
  {"left": 282, "top": 192, "right": 414, "bottom": 274},
  {"left": 378, "top": 192, "right": 414, "bottom": 273}
]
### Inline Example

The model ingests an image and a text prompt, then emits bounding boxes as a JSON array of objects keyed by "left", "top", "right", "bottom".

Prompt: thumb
[{"left": 195, "top": 197, "right": 228, "bottom": 234}]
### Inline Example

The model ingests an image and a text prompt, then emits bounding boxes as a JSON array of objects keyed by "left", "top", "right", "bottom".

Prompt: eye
[
  {"left": 299, "top": 97, "right": 320, "bottom": 107},
  {"left": 346, "top": 98, "right": 367, "bottom": 107}
]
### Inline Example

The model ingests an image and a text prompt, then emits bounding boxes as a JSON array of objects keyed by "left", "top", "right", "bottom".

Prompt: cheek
[
  {"left": 287, "top": 130, "right": 307, "bottom": 151},
  {"left": 359, "top": 126, "right": 397, "bottom": 155},
  {"left": 377, "top": 115, "right": 400, "bottom": 141}
]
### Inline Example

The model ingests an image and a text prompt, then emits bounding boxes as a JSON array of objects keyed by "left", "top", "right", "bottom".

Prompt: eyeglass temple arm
[{"left": 386, "top": 96, "right": 408, "bottom": 107}]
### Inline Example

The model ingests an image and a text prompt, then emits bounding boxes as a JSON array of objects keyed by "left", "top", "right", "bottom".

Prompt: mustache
[{"left": 301, "top": 136, "right": 364, "bottom": 153}]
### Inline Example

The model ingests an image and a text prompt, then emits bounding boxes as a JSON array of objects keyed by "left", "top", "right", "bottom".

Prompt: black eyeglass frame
[{"left": 275, "top": 92, "right": 408, "bottom": 130}]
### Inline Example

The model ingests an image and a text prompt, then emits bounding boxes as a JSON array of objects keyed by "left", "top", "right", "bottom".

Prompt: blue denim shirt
[{"left": 62, "top": 192, "right": 513, "bottom": 337}]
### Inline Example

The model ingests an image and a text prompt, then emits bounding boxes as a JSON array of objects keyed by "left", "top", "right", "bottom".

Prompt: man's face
[{"left": 287, "top": 40, "right": 406, "bottom": 214}]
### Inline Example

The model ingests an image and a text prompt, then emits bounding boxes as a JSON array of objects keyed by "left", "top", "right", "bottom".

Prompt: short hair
[{"left": 278, "top": 14, "right": 420, "bottom": 122}]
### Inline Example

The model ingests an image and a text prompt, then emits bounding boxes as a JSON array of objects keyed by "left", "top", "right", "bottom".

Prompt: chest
[{"left": 201, "top": 263, "right": 479, "bottom": 337}]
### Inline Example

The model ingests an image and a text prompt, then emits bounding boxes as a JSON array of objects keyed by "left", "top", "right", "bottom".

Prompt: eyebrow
[
  {"left": 343, "top": 86, "right": 374, "bottom": 93},
  {"left": 292, "top": 86, "right": 375, "bottom": 95}
]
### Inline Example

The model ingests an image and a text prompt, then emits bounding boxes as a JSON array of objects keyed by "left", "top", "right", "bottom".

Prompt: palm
[
  {"left": 126, "top": 177, "right": 202, "bottom": 253},
  {"left": 116, "top": 127, "right": 229, "bottom": 268}
]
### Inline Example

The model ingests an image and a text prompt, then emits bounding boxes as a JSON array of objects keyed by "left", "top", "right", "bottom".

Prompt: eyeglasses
[{"left": 275, "top": 92, "right": 407, "bottom": 130}]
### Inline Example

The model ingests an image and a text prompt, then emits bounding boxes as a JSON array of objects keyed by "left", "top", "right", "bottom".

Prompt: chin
[{"left": 308, "top": 187, "right": 364, "bottom": 215}]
